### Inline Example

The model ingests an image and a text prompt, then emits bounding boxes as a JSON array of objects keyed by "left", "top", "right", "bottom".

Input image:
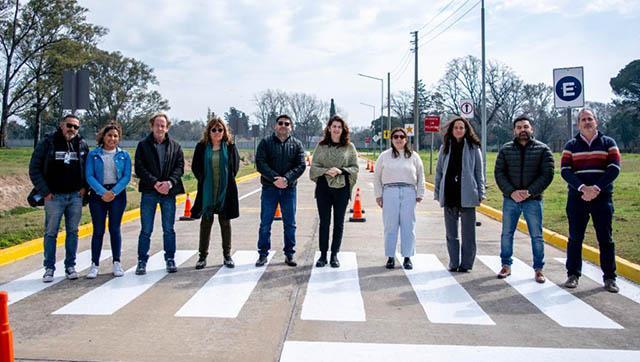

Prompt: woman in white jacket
[{"left": 374, "top": 128, "right": 425, "bottom": 270}]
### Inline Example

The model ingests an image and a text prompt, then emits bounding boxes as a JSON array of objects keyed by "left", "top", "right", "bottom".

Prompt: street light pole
[
  {"left": 358, "top": 73, "right": 386, "bottom": 148},
  {"left": 361, "top": 102, "right": 379, "bottom": 154}
]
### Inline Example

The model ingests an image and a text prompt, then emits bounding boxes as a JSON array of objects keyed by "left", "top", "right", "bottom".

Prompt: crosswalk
[{"left": 1, "top": 250, "right": 639, "bottom": 329}]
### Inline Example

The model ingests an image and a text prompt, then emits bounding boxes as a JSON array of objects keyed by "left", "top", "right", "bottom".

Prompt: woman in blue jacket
[
  {"left": 434, "top": 116, "right": 485, "bottom": 273},
  {"left": 85, "top": 122, "right": 131, "bottom": 278}
]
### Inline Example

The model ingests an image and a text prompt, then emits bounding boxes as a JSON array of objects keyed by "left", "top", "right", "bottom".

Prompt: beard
[{"left": 518, "top": 131, "right": 531, "bottom": 141}]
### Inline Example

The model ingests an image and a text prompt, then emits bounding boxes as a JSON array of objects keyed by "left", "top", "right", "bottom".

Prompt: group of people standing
[{"left": 28, "top": 107, "right": 621, "bottom": 294}]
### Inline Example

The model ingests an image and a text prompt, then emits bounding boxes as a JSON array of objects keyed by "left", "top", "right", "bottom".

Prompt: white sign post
[
  {"left": 459, "top": 99, "right": 474, "bottom": 119},
  {"left": 554, "top": 67, "right": 584, "bottom": 137}
]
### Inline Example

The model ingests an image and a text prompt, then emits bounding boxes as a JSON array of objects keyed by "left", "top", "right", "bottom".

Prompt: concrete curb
[
  {"left": 424, "top": 181, "right": 640, "bottom": 284},
  {"left": 0, "top": 172, "right": 261, "bottom": 267}
]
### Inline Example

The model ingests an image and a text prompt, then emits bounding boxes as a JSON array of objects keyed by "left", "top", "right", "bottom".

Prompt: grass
[
  {"left": 362, "top": 151, "right": 640, "bottom": 265},
  {"left": 0, "top": 147, "right": 256, "bottom": 249}
]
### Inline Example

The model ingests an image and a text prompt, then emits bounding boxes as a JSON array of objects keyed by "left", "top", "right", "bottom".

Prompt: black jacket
[
  {"left": 134, "top": 133, "right": 185, "bottom": 196},
  {"left": 28, "top": 128, "right": 89, "bottom": 198},
  {"left": 190, "top": 142, "right": 240, "bottom": 220},
  {"left": 494, "top": 138, "right": 554, "bottom": 200},
  {"left": 255, "top": 133, "right": 306, "bottom": 188}
]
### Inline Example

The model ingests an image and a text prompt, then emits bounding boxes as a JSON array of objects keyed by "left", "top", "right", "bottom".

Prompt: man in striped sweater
[{"left": 561, "top": 108, "right": 621, "bottom": 293}]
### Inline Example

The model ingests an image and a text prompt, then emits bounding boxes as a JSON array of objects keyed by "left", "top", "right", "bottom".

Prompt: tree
[
  {"left": 0, "top": 0, "right": 105, "bottom": 147},
  {"left": 329, "top": 98, "right": 336, "bottom": 118},
  {"left": 84, "top": 49, "right": 170, "bottom": 138},
  {"left": 608, "top": 59, "right": 640, "bottom": 151},
  {"left": 288, "top": 92, "right": 324, "bottom": 148},
  {"left": 610, "top": 59, "right": 640, "bottom": 103},
  {"left": 169, "top": 119, "right": 204, "bottom": 141},
  {"left": 253, "top": 89, "right": 288, "bottom": 137},
  {"left": 224, "top": 107, "right": 249, "bottom": 138}
]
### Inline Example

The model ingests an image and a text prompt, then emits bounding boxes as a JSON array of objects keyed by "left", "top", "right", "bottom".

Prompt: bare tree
[
  {"left": 253, "top": 89, "right": 288, "bottom": 138},
  {"left": 288, "top": 92, "right": 324, "bottom": 148}
]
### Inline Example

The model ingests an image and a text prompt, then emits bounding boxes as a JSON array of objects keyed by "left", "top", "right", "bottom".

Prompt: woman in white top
[{"left": 374, "top": 127, "right": 425, "bottom": 269}]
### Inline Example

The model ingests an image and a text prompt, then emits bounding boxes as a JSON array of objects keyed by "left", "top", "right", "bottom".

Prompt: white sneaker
[
  {"left": 42, "top": 268, "right": 55, "bottom": 283},
  {"left": 86, "top": 263, "right": 99, "bottom": 279},
  {"left": 112, "top": 261, "right": 124, "bottom": 277}
]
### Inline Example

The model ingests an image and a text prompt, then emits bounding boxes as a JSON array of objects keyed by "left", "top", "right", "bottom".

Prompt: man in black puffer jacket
[{"left": 494, "top": 115, "right": 554, "bottom": 283}]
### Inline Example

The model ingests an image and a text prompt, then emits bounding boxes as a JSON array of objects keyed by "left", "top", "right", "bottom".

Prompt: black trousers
[{"left": 315, "top": 180, "right": 350, "bottom": 254}]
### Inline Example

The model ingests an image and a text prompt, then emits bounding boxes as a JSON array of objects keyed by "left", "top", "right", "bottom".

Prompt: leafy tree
[{"left": 224, "top": 107, "right": 249, "bottom": 138}]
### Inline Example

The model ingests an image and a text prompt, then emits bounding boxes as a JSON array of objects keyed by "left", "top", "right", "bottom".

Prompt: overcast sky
[{"left": 79, "top": 0, "right": 640, "bottom": 128}]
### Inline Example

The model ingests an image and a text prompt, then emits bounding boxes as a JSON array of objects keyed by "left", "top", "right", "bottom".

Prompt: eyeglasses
[
  {"left": 278, "top": 121, "right": 291, "bottom": 127},
  {"left": 66, "top": 123, "right": 80, "bottom": 130},
  {"left": 210, "top": 127, "right": 224, "bottom": 133},
  {"left": 392, "top": 134, "right": 406, "bottom": 140}
]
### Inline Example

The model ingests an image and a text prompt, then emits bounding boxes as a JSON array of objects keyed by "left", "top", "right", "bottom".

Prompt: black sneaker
[
  {"left": 403, "top": 257, "right": 413, "bottom": 270},
  {"left": 604, "top": 279, "right": 619, "bottom": 293},
  {"left": 42, "top": 268, "right": 55, "bottom": 283},
  {"left": 255, "top": 255, "right": 268, "bottom": 267},
  {"left": 166, "top": 259, "right": 178, "bottom": 273},
  {"left": 284, "top": 255, "right": 297, "bottom": 267},
  {"left": 448, "top": 266, "right": 459, "bottom": 272},
  {"left": 135, "top": 260, "right": 147, "bottom": 275},
  {"left": 385, "top": 257, "right": 395, "bottom": 269},
  {"left": 457, "top": 267, "right": 470, "bottom": 273},
  {"left": 195, "top": 256, "right": 206, "bottom": 270},
  {"left": 65, "top": 266, "right": 79, "bottom": 280},
  {"left": 564, "top": 275, "right": 579, "bottom": 289},
  {"left": 330, "top": 253, "right": 340, "bottom": 268},
  {"left": 223, "top": 255, "right": 235, "bottom": 268}
]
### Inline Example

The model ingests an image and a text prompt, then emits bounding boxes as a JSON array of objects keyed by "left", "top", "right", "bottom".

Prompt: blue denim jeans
[
  {"left": 500, "top": 197, "right": 545, "bottom": 270},
  {"left": 89, "top": 189, "right": 127, "bottom": 265},
  {"left": 137, "top": 192, "right": 176, "bottom": 262},
  {"left": 43, "top": 192, "right": 83, "bottom": 270},
  {"left": 383, "top": 184, "right": 417, "bottom": 258},
  {"left": 257, "top": 186, "right": 297, "bottom": 257}
]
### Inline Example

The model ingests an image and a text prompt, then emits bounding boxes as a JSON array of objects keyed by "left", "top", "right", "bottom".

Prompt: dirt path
[{"left": 0, "top": 173, "right": 31, "bottom": 212}]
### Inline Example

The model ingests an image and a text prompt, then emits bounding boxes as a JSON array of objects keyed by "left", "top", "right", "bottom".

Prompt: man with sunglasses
[
  {"left": 255, "top": 114, "right": 306, "bottom": 267},
  {"left": 29, "top": 114, "right": 89, "bottom": 282}
]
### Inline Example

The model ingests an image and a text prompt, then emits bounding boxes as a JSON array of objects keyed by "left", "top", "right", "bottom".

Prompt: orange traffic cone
[
  {"left": 349, "top": 190, "right": 366, "bottom": 223},
  {"left": 369, "top": 160, "right": 375, "bottom": 173},
  {"left": 349, "top": 188, "right": 365, "bottom": 214},
  {"left": 179, "top": 193, "right": 194, "bottom": 221},
  {"left": 365, "top": 160, "right": 370, "bottom": 171},
  {"left": 274, "top": 203, "right": 282, "bottom": 221},
  {"left": 0, "top": 291, "right": 14, "bottom": 362}
]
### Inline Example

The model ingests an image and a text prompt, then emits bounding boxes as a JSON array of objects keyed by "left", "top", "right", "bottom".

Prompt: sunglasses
[
  {"left": 278, "top": 121, "right": 291, "bottom": 127},
  {"left": 66, "top": 123, "right": 80, "bottom": 130},
  {"left": 392, "top": 134, "right": 406, "bottom": 140},
  {"left": 210, "top": 127, "right": 224, "bottom": 133}
]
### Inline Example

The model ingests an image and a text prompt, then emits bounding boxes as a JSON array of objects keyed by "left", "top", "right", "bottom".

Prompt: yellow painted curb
[
  {"left": 0, "top": 172, "right": 260, "bottom": 267},
  {"left": 426, "top": 181, "right": 640, "bottom": 284}
]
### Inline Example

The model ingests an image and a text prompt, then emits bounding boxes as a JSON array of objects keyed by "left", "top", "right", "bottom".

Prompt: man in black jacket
[
  {"left": 255, "top": 114, "right": 306, "bottom": 267},
  {"left": 494, "top": 115, "right": 554, "bottom": 283},
  {"left": 29, "top": 114, "right": 89, "bottom": 282},
  {"left": 134, "top": 112, "right": 185, "bottom": 275}
]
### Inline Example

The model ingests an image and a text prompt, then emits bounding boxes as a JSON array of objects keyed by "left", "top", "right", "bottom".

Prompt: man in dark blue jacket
[
  {"left": 255, "top": 114, "right": 306, "bottom": 267},
  {"left": 29, "top": 114, "right": 89, "bottom": 283}
]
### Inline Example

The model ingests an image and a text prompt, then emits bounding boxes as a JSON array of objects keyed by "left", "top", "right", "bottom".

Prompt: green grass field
[
  {"left": 0, "top": 147, "right": 256, "bottom": 249},
  {"left": 363, "top": 150, "right": 640, "bottom": 265}
]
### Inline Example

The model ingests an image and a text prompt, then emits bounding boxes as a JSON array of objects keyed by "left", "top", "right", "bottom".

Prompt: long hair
[
  {"left": 442, "top": 116, "right": 481, "bottom": 154},
  {"left": 200, "top": 116, "right": 233, "bottom": 145},
  {"left": 319, "top": 115, "right": 350, "bottom": 146},
  {"left": 390, "top": 127, "right": 412, "bottom": 158},
  {"left": 95, "top": 121, "right": 123, "bottom": 147}
]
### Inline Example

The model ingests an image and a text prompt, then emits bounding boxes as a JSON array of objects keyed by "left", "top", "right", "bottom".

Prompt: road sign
[
  {"left": 424, "top": 115, "right": 440, "bottom": 133},
  {"left": 459, "top": 99, "right": 474, "bottom": 118},
  {"left": 63, "top": 70, "right": 90, "bottom": 111},
  {"left": 364, "top": 136, "right": 372, "bottom": 145},
  {"left": 404, "top": 124, "right": 415, "bottom": 136},
  {"left": 383, "top": 130, "right": 390, "bottom": 139},
  {"left": 372, "top": 134, "right": 380, "bottom": 142},
  {"left": 554, "top": 67, "right": 584, "bottom": 108}
]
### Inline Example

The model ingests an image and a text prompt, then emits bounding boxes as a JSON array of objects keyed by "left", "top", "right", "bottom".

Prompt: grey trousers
[{"left": 444, "top": 206, "right": 477, "bottom": 269}]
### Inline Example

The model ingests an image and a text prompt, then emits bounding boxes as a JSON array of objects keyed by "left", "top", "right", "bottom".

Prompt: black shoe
[
  {"left": 604, "top": 279, "right": 619, "bottom": 293},
  {"left": 285, "top": 255, "right": 297, "bottom": 267},
  {"left": 316, "top": 256, "right": 327, "bottom": 267},
  {"left": 403, "top": 257, "right": 413, "bottom": 270},
  {"left": 166, "top": 259, "right": 177, "bottom": 273},
  {"left": 385, "top": 257, "right": 395, "bottom": 269},
  {"left": 223, "top": 255, "right": 235, "bottom": 268},
  {"left": 135, "top": 260, "right": 147, "bottom": 275},
  {"left": 448, "top": 266, "right": 459, "bottom": 272},
  {"left": 330, "top": 253, "right": 340, "bottom": 268},
  {"left": 255, "top": 255, "right": 268, "bottom": 267},
  {"left": 195, "top": 256, "right": 206, "bottom": 270},
  {"left": 457, "top": 267, "right": 470, "bottom": 273}
]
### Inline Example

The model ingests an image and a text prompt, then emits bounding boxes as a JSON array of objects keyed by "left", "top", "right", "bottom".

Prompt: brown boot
[
  {"left": 497, "top": 265, "right": 511, "bottom": 279},
  {"left": 535, "top": 269, "right": 546, "bottom": 283}
]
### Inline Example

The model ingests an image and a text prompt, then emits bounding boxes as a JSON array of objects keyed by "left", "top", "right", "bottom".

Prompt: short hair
[
  {"left": 95, "top": 121, "right": 123, "bottom": 146},
  {"left": 149, "top": 112, "right": 171, "bottom": 127},
  {"left": 513, "top": 115, "right": 532, "bottom": 128},
  {"left": 276, "top": 114, "right": 292, "bottom": 123},
  {"left": 61, "top": 114, "right": 79, "bottom": 123},
  {"left": 578, "top": 108, "right": 597, "bottom": 120}
]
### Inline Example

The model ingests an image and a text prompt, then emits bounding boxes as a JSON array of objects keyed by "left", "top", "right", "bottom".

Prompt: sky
[{"left": 79, "top": 0, "right": 640, "bottom": 128}]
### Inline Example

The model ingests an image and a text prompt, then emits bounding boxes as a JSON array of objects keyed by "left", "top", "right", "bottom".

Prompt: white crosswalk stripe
[
  {"left": 554, "top": 257, "right": 640, "bottom": 304},
  {"left": 175, "top": 250, "right": 273, "bottom": 318},
  {"left": 300, "top": 251, "right": 366, "bottom": 321},
  {"left": 1, "top": 250, "right": 112, "bottom": 305},
  {"left": 478, "top": 255, "right": 623, "bottom": 329},
  {"left": 52, "top": 250, "right": 196, "bottom": 315}
]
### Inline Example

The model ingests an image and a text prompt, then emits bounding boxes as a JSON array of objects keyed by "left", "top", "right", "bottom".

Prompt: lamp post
[
  {"left": 358, "top": 73, "right": 386, "bottom": 148},
  {"left": 360, "top": 102, "right": 380, "bottom": 154}
]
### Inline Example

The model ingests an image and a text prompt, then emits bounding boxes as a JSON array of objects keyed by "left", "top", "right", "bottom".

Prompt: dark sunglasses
[
  {"left": 278, "top": 121, "right": 291, "bottom": 127},
  {"left": 66, "top": 123, "right": 80, "bottom": 130},
  {"left": 210, "top": 127, "right": 224, "bottom": 133},
  {"left": 392, "top": 134, "right": 406, "bottom": 140}
]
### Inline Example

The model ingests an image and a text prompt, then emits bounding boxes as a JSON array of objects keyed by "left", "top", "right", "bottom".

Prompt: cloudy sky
[{"left": 79, "top": 0, "right": 640, "bottom": 128}]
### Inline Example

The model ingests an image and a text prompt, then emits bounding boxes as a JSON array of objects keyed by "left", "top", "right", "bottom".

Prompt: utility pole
[
  {"left": 411, "top": 31, "right": 419, "bottom": 152},
  {"left": 481, "top": 0, "right": 487, "bottom": 179}
]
